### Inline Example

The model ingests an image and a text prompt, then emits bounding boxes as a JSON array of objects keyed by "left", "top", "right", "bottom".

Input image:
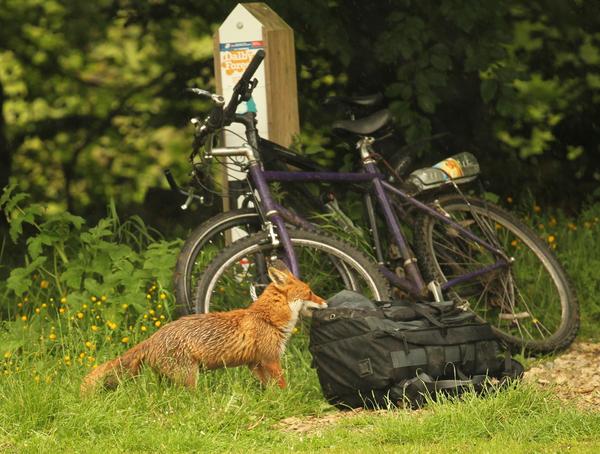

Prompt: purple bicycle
[{"left": 179, "top": 51, "right": 578, "bottom": 353}]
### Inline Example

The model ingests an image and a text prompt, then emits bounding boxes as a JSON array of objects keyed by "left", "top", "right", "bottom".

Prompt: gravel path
[{"left": 524, "top": 342, "right": 600, "bottom": 411}]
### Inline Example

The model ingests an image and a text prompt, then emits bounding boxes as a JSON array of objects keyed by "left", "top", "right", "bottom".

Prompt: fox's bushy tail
[{"left": 80, "top": 342, "right": 146, "bottom": 396}]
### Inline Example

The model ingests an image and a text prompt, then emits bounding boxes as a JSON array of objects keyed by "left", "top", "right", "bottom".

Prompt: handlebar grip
[{"left": 239, "top": 49, "right": 265, "bottom": 84}]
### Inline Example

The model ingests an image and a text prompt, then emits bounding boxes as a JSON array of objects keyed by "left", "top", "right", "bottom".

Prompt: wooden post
[{"left": 213, "top": 3, "right": 299, "bottom": 148}]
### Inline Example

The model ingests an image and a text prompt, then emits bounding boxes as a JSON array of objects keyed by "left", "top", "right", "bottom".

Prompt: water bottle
[{"left": 402, "top": 152, "right": 480, "bottom": 194}]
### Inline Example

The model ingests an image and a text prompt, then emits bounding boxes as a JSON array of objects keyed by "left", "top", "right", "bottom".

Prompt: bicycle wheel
[
  {"left": 414, "top": 194, "right": 579, "bottom": 353},
  {"left": 174, "top": 209, "right": 262, "bottom": 316},
  {"left": 194, "top": 228, "right": 391, "bottom": 313}
]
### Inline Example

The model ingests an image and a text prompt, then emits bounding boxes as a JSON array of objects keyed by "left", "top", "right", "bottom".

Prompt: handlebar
[
  {"left": 223, "top": 49, "right": 265, "bottom": 123},
  {"left": 191, "top": 49, "right": 265, "bottom": 152}
]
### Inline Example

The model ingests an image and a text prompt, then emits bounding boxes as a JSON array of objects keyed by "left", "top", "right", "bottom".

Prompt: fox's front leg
[
  {"left": 261, "top": 361, "right": 286, "bottom": 389},
  {"left": 249, "top": 361, "right": 286, "bottom": 388}
]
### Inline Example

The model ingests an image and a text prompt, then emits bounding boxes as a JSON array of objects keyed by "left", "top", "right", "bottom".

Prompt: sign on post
[{"left": 214, "top": 3, "right": 299, "bottom": 211}]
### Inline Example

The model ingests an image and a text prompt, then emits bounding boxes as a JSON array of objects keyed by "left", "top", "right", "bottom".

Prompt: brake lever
[{"left": 186, "top": 88, "right": 225, "bottom": 105}]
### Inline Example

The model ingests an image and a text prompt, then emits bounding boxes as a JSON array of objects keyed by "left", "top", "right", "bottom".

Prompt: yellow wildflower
[
  {"left": 49, "top": 333, "right": 57, "bottom": 341},
  {"left": 107, "top": 321, "right": 117, "bottom": 330},
  {"left": 154, "top": 321, "right": 161, "bottom": 328},
  {"left": 85, "top": 341, "right": 94, "bottom": 349},
  {"left": 160, "top": 293, "right": 167, "bottom": 300},
  {"left": 91, "top": 325, "right": 99, "bottom": 332},
  {"left": 534, "top": 205, "right": 541, "bottom": 213},
  {"left": 146, "top": 294, "right": 152, "bottom": 300},
  {"left": 76, "top": 312, "right": 84, "bottom": 319},
  {"left": 3, "top": 352, "right": 11, "bottom": 359},
  {"left": 547, "top": 235, "right": 556, "bottom": 244},
  {"left": 41, "top": 303, "right": 47, "bottom": 309},
  {"left": 21, "top": 315, "right": 27, "bottom": 321},
  {"left": 40, "top": 280, "right": 49, "bottom": 289},
  {"left": 79, "top": 352, "right": 86, "bottom": 359},
  {"left": 60, "top": 296, "right": 67, "bottom": 304},
  {"left": 511, "top": 240, "right": 518, "bottom": 247},
  {"left": 121, "top": 337, "right": 129, "bottom": 344},
  {"left": 59, "top": 307, "right": 66, "bottom": 314},
  {"left": 141, "top": 326, "right": 147, "bottom": 332},
  {"left": 101, "top": 295, "right": 107, "bottom": 302},
  {"left": 35, "top": 308, "right": 40, "bottom": 314},
  {"left": 82, "top": 304, "right": 88, "bottom": 309},
  {"left": 121, "top": 304, "right": 128, "bottom": 310}
]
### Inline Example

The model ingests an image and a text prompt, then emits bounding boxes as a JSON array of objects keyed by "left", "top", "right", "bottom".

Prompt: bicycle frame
[{"left": 206, "top": 116, "right": 511, "bottom": 300}]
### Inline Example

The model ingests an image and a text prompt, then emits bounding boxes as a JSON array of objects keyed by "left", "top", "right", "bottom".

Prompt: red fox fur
[{"left": 80, "top": 262, "right": 326, "bottom": 395}]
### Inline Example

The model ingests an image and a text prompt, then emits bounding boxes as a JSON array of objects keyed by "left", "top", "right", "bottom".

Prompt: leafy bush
[{"left": 0, "top": 184, "right": 182, "bottom": 368}]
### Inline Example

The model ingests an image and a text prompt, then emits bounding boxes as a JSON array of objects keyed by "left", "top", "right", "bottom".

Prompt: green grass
[
  {"left": 1, "top": 194, "right": 600, "bottom": 452},
  {"left": 1, "top": 335, "right": 599, "bottom": 453}
]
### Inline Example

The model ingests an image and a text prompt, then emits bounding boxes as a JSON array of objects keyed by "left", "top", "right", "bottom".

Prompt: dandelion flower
[
  {"left": 85, "top": 341, "right": 94, "bottom": 349},
  {"left": 35, "top": 308, "right": 40, "bottom": 314},
  {"left": 101, "top": 295, "right": 107, "bottom": 302},
  {"left": 40, "top": 280, "right": 49, "bottom": 289},
  {"left": 121, "top": 304, "right": 128, "bottom": 310},
  {"left": 59, "top": 307, "right": 66, "bottom": 314},
  {"left": 91, "top": 325, "right": 99, "bottom": 332},
  {"left": 511, "top": 240, "right": 518, "bottom": 247},
  {"left": 41, "top": 303, "right": 47, "bottom": 309},
  {"left": 91, "top": 296, "right": 97, "bottom": 302},
  {"left": 3, "top": 352, "right": 11, "bottom": 359},
  {"left": 49, "top": 333, "right": 57, "bottom": 341},
  {"left": 82, "top": 304, "right": 88, "bottom": 309},
  {"left": 154, "top": 321, "right": 161, "bottom": 328},
  {"left": 76, "top": 312, "right": 84, "bottom": 319},
  {"left": 60, "top": 296, "right": 67, "bottom": 304},
  {"left": 141, "top": 326, "right": 147, "bottom": 332},
  {"left": 21, "top": 315, "right": 27, "bottom": 321},
  {"left": 160, "top": 293, "right": 167, "bottom": 300},
  {"left": 79, "top": 352, "right": 86, "bottom": 359},
  {"left": 107, "top": 321, "right": 117, "bottom": 330},
  {"left": 146, "top": 294, "right": 152, "bottom": 300},
  {"left": 547, "top": 235, "right": 556, "bottom": 243},
  {"left": 121, "top": 337, "right": 129, "bottom": 344}
]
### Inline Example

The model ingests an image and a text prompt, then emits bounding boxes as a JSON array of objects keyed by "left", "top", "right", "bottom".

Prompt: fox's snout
[{"left": 300, "top": 293, "right": 327, "bottom": 317}]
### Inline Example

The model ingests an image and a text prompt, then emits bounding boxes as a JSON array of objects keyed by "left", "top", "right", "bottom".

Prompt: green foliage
[
  {"left": 1, "top": 0, "right": 600, "bottom": 219},
  {"left": 0, "top": 184, "right": 182, "bottom": 357}
]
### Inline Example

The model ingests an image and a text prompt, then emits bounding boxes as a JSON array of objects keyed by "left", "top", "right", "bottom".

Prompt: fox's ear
[{"left": 268, "top": 265, "right": 290, "bottom": 289}]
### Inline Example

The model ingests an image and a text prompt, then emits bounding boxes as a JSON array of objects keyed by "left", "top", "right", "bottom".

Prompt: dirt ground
[
  {"left": 276, "top": 342, "right": 600, "bottom": 434},
  {"left": 523, "top": 342, "right": 600, "bottom": 411}
]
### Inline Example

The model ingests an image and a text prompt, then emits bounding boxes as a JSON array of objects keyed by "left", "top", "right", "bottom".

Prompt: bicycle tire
[
  {"left": 173, "top": 209, "right": 262, "bottom": 316},
  {"left": 414, "top": 194, "right": 579, "bottom": 353},
  {"left": 193, "top": 228, "right": 391, "bottom": 313}
]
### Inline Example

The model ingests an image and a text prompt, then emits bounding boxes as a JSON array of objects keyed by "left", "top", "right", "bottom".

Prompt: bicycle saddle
[
  {"left": 332, "top": 109, "right": 392, "bottom": 136},
  {"left": 324, "top": 93, "right": 385, "bottom": 108}
]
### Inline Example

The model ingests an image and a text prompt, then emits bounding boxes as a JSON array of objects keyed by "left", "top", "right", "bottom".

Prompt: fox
[{"left": 80, "top": 261, "right": 326, "bottom": 395}]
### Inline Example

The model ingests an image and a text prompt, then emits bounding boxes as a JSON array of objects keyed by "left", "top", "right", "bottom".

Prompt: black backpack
[{"left": 309, "top": 291, "right": 524, "bottom": 409}]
